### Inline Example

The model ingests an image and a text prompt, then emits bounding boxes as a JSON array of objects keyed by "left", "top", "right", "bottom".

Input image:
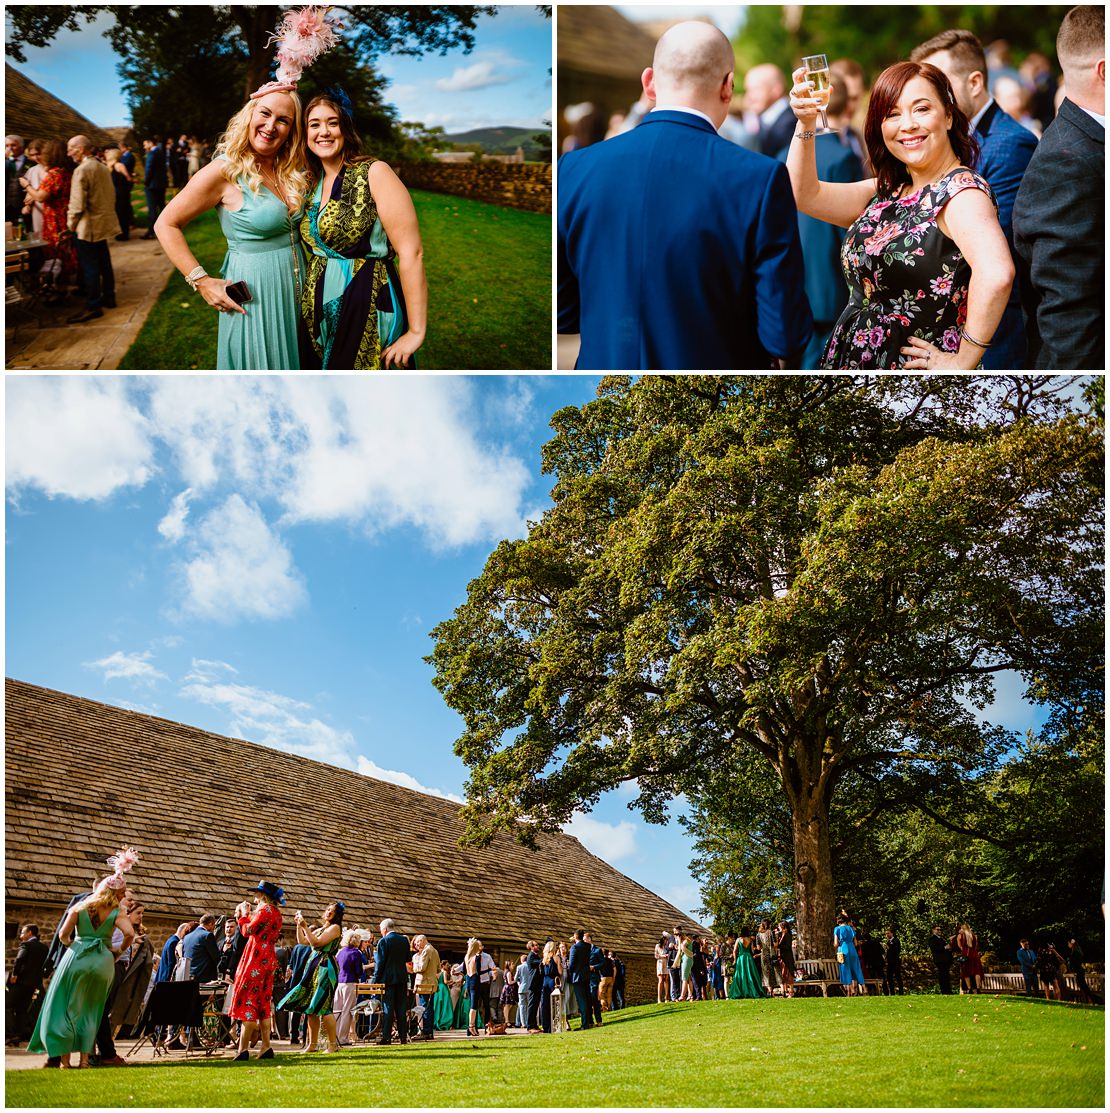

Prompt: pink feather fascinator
[{"left": 267, "top": 6, "right": 342, "bottom": 87}]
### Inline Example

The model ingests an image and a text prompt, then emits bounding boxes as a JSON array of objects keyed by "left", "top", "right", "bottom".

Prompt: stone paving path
[{"left": 6, "top": 236, "right": 175, "bottom": 371}]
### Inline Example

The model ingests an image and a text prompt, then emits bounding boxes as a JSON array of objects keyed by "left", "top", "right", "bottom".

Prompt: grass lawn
[
  {"left": 6, "top": 996, "right": 1103, "bottom": 1107},
  {"left": 118, "top": 190, "right": 550, "bottom": 371}
]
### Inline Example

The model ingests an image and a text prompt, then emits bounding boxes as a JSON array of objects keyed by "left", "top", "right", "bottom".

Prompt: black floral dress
[{"left": 821, "top": 168, "right": 995, "bottom": 369}]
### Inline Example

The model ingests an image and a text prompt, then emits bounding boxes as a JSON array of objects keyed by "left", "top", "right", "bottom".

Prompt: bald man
[
  {"left": 558, "top": 21, "right": 811, "bottom": 370},
  {"left": 743, "top": 64, "right": 795, "bottom": 157}
]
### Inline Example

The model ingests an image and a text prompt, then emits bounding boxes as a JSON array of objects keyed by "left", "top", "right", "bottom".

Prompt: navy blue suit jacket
[
  {"left": 1013, "top": 98, "right": 1104, "bottom": 370},
  {"left": 973, "top": 101, "right": 1037, "bottom": 369},
  {"left": 588, "top": 945, "right": 604, "bottom": 988},
  {"left": 777, "top": 134, "right": 864, "bottom": 325},
  {"left": 373, "top": 930, "right": 412, "bottom": 985},
  {"left": 558, "top": 110, "right": 812, "bottom": 370},
  {"left": 181, "top": 925, "right": 220, "bottom": 982},
  {"left": 567, "top": 940, "right": 592, "bottom": 986},
  {"left": 144, "top": 147, "right": 167, "bottom": 191}
]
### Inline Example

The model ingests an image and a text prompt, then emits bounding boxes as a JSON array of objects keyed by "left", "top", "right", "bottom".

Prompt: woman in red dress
[
  {"left": 956, "top": 922, "right": 984, "bottom": 994},
  {"left": 20, "top": 139, "right": 77, "bottom": 300},
  {"left": 228, "top": 880, "right": 284, "bottom": 1061}
]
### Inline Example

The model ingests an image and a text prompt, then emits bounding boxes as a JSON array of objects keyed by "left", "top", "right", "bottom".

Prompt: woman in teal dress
[
  {"left": 30, "top": 848, "right": 138, "bottom": 1068},
  {"left": 297, "top": 90, "right": 427, "bottom": 370},
  {"left": 433, "top": 963, "right": 456, "bottom": 1031},
  {"left": 835, "top": 914, "right": 865, "bottom": 996},
  {"left": 278, "top": 901, "right": 344, "bottom": 1052},
  {"left": 728, "top": 928, "right": 766, "bottom": 1000},
  {"left": 156, "top": 83, "right": 309, "bottom": 369}
]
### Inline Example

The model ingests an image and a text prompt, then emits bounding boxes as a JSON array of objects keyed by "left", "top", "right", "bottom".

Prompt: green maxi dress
[
  {"left": 29, "top": 906, "right": 118, "bottom": 1057},
  {"left": 215, "top": 157, "right": 304, "bottom": 371},
  {"left": 278, "top": 935, "right": 341, "bottom": 1016},
  {"left": 728, "top": 940, "right": 767, "bottom": 999},
  {"left": 433, "top": 971, "right": 456, "bottom": 1031}
]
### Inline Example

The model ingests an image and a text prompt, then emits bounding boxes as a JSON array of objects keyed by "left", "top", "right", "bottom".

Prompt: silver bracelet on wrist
[
  {"left": 796, "top": 129, "right": 815, "bottom": 141},
  {"left": 185, "top": 265, "right": 207, "bottom": 291}
]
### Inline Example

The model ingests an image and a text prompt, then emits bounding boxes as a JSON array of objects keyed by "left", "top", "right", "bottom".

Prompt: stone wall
[{"left": 395, "top": 161, "right": 551, "bottom": 214}]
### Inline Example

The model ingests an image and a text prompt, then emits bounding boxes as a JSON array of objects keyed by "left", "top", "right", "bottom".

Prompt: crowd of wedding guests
[
  {"left": 557, "top": 5, "right": 1103, "bottom": 371},
  {"left": 4, "top": 129, "right": 210, "bottom": 323},
  {"left": 5, "top": 848, "right": 1100, "bottom": 1070}
]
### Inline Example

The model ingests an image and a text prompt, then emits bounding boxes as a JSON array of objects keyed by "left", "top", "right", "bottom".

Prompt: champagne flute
[{"left": 801, "top": 54, "right": 836, "bottom": 134}]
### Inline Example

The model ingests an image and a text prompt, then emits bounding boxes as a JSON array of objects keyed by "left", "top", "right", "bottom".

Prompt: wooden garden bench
[{"left": 795, "top": 957, "right": 883, "bottom": 997}]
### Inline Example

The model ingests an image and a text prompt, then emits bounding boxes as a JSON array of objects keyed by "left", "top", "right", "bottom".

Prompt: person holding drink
[{"left": 785, "top": 58, "right": 1014, "bottom": 369}]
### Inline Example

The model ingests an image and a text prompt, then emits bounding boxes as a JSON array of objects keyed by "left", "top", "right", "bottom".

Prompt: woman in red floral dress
[
  {"left": 228, "top": 880, "right": 284, "bottom": 1061},
  {"left": 21, "top": 139, "right": 77, "bottom": 300}
]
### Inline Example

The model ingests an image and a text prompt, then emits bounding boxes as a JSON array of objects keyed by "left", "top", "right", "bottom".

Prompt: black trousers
[
  {"left": 588, "top": 980, "right": 602, "bottom": 1024},
  {"left": 572, "top": 983, "right": 592, "bottom": 1029},
  {"left": 144, "top": 186, "right": 165, "bottom": 229},
  {"left": 379, "top": 982, "right": 408, "bottom": 1043},
  {"left": 114, "top": 190, "right": 133, "bottom": 237},
  {"left": 7, "top": 984, "right": 38, "bottom": 1041},
  {"left": 883, "top": 962, "right": 904, "bottom": 995},
  {"left": 539, "top": 983, "right": 555, "bottom": 1032},
  {"left": 936, "top": 962, "right": 952, "bottom": 994},
  {"left": 75, "top": 238, "right": 115, "bottom": 309}
]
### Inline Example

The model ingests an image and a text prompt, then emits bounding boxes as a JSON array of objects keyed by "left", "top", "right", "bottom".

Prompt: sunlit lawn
[
  {"left": 6, "top": 996, "right": 1103, "bottom": 1107},
  {"left": 118, "top": 190, "right": 550, "bottom": 371}
]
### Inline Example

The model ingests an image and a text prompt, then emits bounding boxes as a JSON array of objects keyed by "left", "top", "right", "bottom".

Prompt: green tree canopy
[{"left": 429, "top": 376, "right": 1102, "bottom": 958}]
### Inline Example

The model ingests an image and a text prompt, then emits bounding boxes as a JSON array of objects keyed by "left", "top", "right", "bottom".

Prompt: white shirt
[
  {"left": 1077, "top": 104, "right": 1106, "bottom": 128},
  {"left": 969, "top": 97, "right": 995, "bottom": 133},
  {"left": 651, "top": 104, "right": 719, "bottom": 131},
  {"left": 760, "top": 95, "right": 792, "bottom": 131}
]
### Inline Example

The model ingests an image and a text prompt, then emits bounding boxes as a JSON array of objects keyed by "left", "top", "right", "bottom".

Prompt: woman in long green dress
[
  {"left": 278, "top": 901, "right": 343, "bottom": 1052},
  {"left": 728, "top": 929, "right": 767, "bottom": 1000},
  {"left": 156, "top": 84, "right": 309, "bottom": 369},
  {"left": 297, "top": 91, "right": 427, "bottom": 370},
  {"left": 433, "top": 964, "right": 456, "bottom": 1031},
  {"left": 30, "top": 850, "right": 137, "bottom": 1068}
]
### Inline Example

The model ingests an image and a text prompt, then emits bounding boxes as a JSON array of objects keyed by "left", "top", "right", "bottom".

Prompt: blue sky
[
  {"left": 4, "top": 375, "right": 1051, "bottom": 927},
  {"left": 615, "top": 4, "right": 747, "bottom": 37},
  {"left": 5, "top": 5, "right": 551, "bottom": 134}
]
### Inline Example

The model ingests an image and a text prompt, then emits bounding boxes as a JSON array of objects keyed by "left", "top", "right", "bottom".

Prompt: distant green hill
[{"left": 442, "top": 126, "right": 551, "bottom": 162}]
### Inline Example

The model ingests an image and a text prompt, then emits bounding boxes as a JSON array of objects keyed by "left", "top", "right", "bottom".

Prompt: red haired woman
[{"left": 786, "top": 61, "right": 1013, "bottom": 369}]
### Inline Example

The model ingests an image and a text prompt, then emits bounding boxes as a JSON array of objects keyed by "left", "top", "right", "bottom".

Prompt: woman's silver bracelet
[
  {"left": 185, "top": 265, "right": 208, "bottom": 291},
  {"left": 960, "top": 326, "right": 993, "bottom": 349}
]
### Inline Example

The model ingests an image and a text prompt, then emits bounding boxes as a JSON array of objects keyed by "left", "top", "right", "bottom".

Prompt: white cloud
[
  {"left": 145, "top": 378, "right": 532, "bottom": 550},
  {"left": 84, "top": 650, "right": 168, "bottom": 684},
  {"left": 356, "top": 756, "right": 465, "bottom": 804},
  {"left": 158, "top": 488, "right": 194, "bottom": 543},
  {"left": 185, "top": 658, "right": 239, "bottom": 681},
  {"left": 176, "top": 495, "right": 307, "bottom": 622},
  {"left": 563, "top": 813, "right": 639, "bottom": 863},
  {"left": 6, "top": 378, "right": 152, "bottom": 501},
  {"left": 179, "top": 677, "right": 357, "bottom": 769},
  {"left": 434, "top": 60, "right": 515, "bottom": 93}
]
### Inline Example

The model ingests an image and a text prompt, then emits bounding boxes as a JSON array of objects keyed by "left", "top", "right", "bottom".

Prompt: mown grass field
[
  {"left": 6, "top": 996, "right": 1103, "bottom": 1108},
  {"left": 118, "top": 189, "right": 550, "bottom": 371}
]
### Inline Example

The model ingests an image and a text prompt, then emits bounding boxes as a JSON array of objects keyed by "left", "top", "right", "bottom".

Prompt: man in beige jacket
[
  {"left": 66, "top": 134, "right": 120, "bottom": 322},
  {"left": 410, "top": 934, "right": 440, "bottom": 1041}
]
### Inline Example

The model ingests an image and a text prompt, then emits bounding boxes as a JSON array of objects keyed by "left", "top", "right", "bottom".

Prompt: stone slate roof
[
  {"left": 5, "top": 679, "right": 703, "bottom": 951},
  {"left": 557, "top": 6, "right": 657, "bottom": 83},
  {"left": 4, "top": 64, "right": 117, "bottom": 149}
]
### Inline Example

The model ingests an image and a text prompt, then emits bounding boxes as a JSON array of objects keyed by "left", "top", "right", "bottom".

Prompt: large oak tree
[{"left": 429, "top": 376, "right": 1102, "bottom": 956}]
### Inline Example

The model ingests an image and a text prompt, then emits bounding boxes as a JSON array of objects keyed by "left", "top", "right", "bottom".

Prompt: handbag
[{"left": 837, "top": 952, "right": 845, "bottom": 964}]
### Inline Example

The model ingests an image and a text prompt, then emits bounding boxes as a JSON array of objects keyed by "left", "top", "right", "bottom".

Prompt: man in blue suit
[
  {"left": 1013, "top": 5, "right": 1104, "bottom": 370},
  {"left": 776, "top": 76, "right": 865, "bottom": 368},
  {"left": 558, "top": 20, "right": 812, "bottom": 371},
  {"left": 584, "top": 932, "right": 605, "bottom": 1026},
  {"left": 373, "top": 917, "right": 412, "bottom": 1045},
  {"left": 141, "top": 137, "right": 167, "bottom": 240},
  {"left": 912, "top": 29, "right": 1037, "bottom": 370},
  {"left": 567, "top": 930, "right": 594, "bottom": 1030}
]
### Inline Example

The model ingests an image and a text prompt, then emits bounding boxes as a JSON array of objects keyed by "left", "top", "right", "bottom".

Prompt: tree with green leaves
[
  {"left": 429, "top": 376, "right": 1102, "bottom": 957},
  {"left": 6, "top": 5, "right": 494, "bottom": 143}
]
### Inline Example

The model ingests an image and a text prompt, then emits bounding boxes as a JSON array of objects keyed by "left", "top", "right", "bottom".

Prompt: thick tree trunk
[
  {"left": 234, "top": 5, "right": 283, "bottom": 100},
  {"left": 792, "top": 793, "right": 836, "bottom": 959}
]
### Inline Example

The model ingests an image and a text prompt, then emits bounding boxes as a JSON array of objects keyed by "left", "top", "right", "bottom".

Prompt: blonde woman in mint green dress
[
  {"left": 30, "top": 874, "right": 134, "bottom": 1066},
  {"left": 156, "top": 83, "right": 309, "bottom": 369}
]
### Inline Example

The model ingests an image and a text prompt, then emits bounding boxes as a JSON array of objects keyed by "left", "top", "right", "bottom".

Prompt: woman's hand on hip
[
  {"left": 900, "top": 335, "right": 965, "bottom": 370},
  {"left": 381, "top": 330, "right": 423, "bottom": 369},
  {"left": 196, "top": 275, "right": 247, "bottom": 315}
]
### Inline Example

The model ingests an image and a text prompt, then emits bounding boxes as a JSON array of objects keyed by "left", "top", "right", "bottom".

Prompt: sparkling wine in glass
[{"left": 802, "top": 54, "right": 836, "bottom": 134}]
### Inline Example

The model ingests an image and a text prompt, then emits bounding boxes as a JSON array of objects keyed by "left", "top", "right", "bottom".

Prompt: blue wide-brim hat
[{"left": 256, "top": 880, "right": 286, "bottom": 905}]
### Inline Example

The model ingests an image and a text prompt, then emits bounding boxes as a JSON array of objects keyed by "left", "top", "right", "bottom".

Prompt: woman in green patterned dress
[
  {"left": 298, "top": 90, "right": 427, "bottom": 370},
  {"left": 278, "top": 901, "right": 344, "bottom": 1052}
]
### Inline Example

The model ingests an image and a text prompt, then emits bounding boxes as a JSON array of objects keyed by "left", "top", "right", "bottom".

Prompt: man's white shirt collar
[
  {"left": 969, "top": 97, "right": 994, "bottom": 132},
  {"left": 760, "top": 95, "right": 791, "bottom": 129},
  {"left": 651, "top": 104, "right": 719, "bottom": 131},
  {"left": 1077, "top": 104, "right": 1106, "bottom": 128}
]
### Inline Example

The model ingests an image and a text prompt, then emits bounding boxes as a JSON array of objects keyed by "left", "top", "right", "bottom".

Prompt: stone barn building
[
  {"left": 5, "top": 679, "right": 703, "bottom": 1002},
  {"left": 5, "top": 65, "right": 118, "bottom": 149}
]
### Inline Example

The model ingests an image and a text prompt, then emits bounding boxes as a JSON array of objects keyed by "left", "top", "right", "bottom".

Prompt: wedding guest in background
[
  {"left": 410, "top": 934, "right": 439, "bottom": 1041},
  {"left": 956, "top": 923, "right": 984, "bottom": 993},
  {"left": 141, "top": 138, "right": 167, "bottom": 239},
  {"left": 6, "top": 924, "right": 48, "bottom": 1045},
  {"left": 20, "top": 139, "right": 77, "bottom": 302},
  {"left": 654, "top": 934, "right": 669, "bottom": 1004},
  {"left": 1013, "top": 4, "right": 1104, "bottom": 369},
  {"left": 744, "top": 63, "right": 796, "bottom": 156},
  {"left": 18, "top": 139, "right": 45, "bottom": 236},
  {"left": 278, "top": 901, "right": 344, "bottom": 1053},
  {"left": 1016, "top": 938, "right": 1039, "bottom": 997},
  {"left": 883, "top": 927, "right": 904, "bottom": 995},
  {"left": 66, "top": 134, "right": 120, "bottom": 323},
  {"left": 6, "top": 134, "right": 31, "bottom": 230},
  {"left": 830, "top": 58, "right": 871, "bottom": 171},
  {"left": 228, "top": 883, "right": 284, "bottom": 1062},
  {"left": 776, "top": 921, "right": 797, "bottom": 998},
  {"left": 333, "top": 928, "right": 365, "bottom": 1046},
  {"left": 104, "top": 147, "right": 134, "bottom": 241}
]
